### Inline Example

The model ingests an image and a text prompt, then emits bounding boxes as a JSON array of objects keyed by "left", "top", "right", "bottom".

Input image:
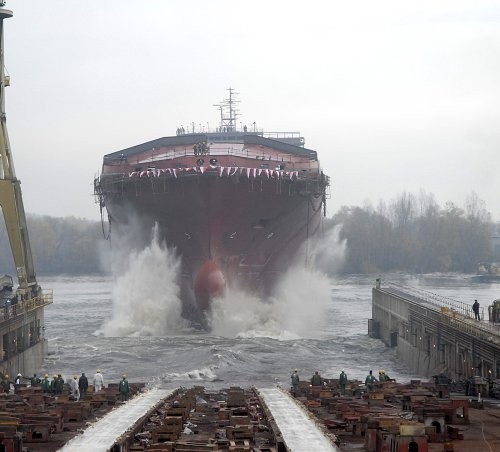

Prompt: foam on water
[
  {"left": 98, "top": 221, "right": 346, "bottom": 338},
  {"left": 208, "top": 227, "right": 345, "bottom": 338},
  {"left": 162, "top": 366, "right": 218, "bottom": 382},
  {"left": 99, "top": 224, "right": 187, "bottom": 337},
  {"left": 41, "top": 271, "right": 500, "bottom": 386}
]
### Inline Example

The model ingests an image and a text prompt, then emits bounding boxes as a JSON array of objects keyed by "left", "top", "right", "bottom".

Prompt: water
[{"left": 38, "top": 271, "right": 500, "bottom": 390}]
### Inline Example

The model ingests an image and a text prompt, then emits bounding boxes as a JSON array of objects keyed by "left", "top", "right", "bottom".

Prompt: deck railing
[{"left": 105, "top": 145, "right": 316, "bottom": 167}]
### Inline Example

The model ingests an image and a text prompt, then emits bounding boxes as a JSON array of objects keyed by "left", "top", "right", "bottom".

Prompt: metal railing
[
  {"left": 106, "top": 145, "right": 317, "bottom": 167},
  {"left": 0, "top": 290, "right": 53, "bottom": 323},
  {"left": 382, "top": 282, "right": 500, "bottom": 341}
]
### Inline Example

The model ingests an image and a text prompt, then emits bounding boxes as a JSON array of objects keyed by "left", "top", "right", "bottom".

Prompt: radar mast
[{"left": 213, "top": 87, "right": 240, "bottom": 132}]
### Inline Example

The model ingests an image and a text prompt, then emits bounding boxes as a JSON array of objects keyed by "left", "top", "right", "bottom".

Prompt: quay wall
[
  {"left": 0, "top": 306, "right": 47, "bottom": 378},
  {"left": 370, "top": 285, "right": 500, "bottom": 380}
]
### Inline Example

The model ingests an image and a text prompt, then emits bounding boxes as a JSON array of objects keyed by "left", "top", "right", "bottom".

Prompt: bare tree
[{"left": 389, "top": 192, "right": 416, "bottom": 229}]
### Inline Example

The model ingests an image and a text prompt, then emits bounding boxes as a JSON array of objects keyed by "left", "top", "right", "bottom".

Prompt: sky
[{"left": 2, "top": 0, "right": 499, "bottom": 221}]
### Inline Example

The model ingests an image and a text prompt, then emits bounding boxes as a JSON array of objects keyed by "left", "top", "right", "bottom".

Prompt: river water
[{"left": 38, "top": 269, "right": 500, "bottom": 390}]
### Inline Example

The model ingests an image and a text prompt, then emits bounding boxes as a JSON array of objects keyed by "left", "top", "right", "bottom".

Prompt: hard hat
[
  {"left": 17, "top": 373, "right": 21, "bottom": 376},
  {"left": 44, "top": 374, "right": 48, "bottom": 378},
  {"left": 53, "top": 374, "right": 57, "bottom": 378},
  {"left": 97, "top": 369, "right": 101, "bottom": 373},
  {"left": 294, "top": 368, "right": 298, "bottom": 372},
  {"left": 74, "top": 376, "right": 77, "bottom": 379},
  {"left": 122, "top": 375, "right": 126, "bottom": 378}
]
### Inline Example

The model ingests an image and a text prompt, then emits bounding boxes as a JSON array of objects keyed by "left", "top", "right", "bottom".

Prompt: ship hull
[
  {"left": 97, "top": 128, "right": 328, "bottom": 323},
  {"left": 101, "top": 171, "right": 324, "bottom": 317}
]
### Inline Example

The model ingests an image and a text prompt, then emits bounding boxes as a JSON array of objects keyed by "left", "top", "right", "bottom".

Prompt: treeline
[
  {"left": 0, "top": 190, "right": 495, "bottom": 276},
  {"left": 0, "top": 215, "right": 107, "bottom": 275},
  {"left": 328, "top": 191, "right": 494, "bottom": 274}
]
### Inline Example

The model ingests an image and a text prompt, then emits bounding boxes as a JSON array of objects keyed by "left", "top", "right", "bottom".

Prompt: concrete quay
[{"left": 370, "top": 280, "right": 500, "bottom": 382}]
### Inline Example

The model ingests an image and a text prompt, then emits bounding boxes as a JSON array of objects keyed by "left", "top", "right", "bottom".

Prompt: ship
[{"left": 95, "top": 89, "right": 329, "bottom": 324}]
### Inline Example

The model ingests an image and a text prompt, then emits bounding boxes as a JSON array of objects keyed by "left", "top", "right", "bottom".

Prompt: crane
[{"left": 0, "top": 4, "right": 39, "bottom": 301}]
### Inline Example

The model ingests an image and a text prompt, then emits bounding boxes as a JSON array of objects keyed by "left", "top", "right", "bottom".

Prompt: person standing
[
  {"left": 78, "top": 372, "right": 88, "bottom": 400},
  {"left": 55, "top": 374, "right": 64, "bottom": 395},
  {"left": 473, "top": 300, "right": 480, "bottom": 320},
  {"left": 41, "top": 374, "right": 51, "bottom": 393},
  {"left": 365, "top": 370, "right": 377, "bottom": 392},
  {"left": 69, "top": 376, "right": 79, "bottom": 400},
  {"left": 339, "top": 370, "right": 348, "bottom": 395},
  {"left": 119, "top": 375, "right": 130, "bottom": 402},
  {"left": 50, "top": 374, "right": 58, "bottom": 394},
  {"left": 311, "top": 371, "right": 323, "bottom": 386},
  {"left": 30, "top": 374, "right": 41, "bottom": 387},
  {"left": 1, "top": 374, "right": 12, "bottom": 394},
  {"left": 93, "top": 369, "right": 104, "bottom": 392},
  {"left": 290, "top": 369, "right": 300, "bottom": 393}
]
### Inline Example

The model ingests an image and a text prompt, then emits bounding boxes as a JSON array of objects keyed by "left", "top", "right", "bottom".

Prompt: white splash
[
  {"left": 208, "top": 265, "right": 331, "bottom": 339},
  {"left": 100, "top": 224, "right": 186, "bottom": 336},
  {"left": 163, "top": 366, "right": 218, "bottom": 381},
  {"left": 207, "top": 223, "right": 346, "bottom": 338},
  {"left": 308, "top": 224, "right": 347, "bottom": 275}
]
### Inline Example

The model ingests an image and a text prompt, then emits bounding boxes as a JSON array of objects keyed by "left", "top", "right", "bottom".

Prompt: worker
[
  {"left": 290, "top": 369, "right": 300, "bottom": 393},
  {"left": 41, "top": 374, "right": 51, "bottom": 393},
  {"left": 55, "top": 374, "right": 65, "bottom": 395},
  {"left": 93, "top": 369, "right": 104, "bottom": 392},
  {"left": 119, "top": 375, "right": 130, "bottom": 402},
  {"left": 78, "top": 372, "right": 88, "bottom": 400},
  {"left": 311, "top": 371, "right": 323, "bottom": 386},
  {"left": 473, "top": 300, "right": 480, "bottom": 320},
  {"left": 14, "top": 373, "right": 23, "bottom": 385},
  {"left": 30, "top": 373, "right": 41, "bottom": 387},
  {"left": 50, "top": 374, "right": 58, "bottom": 394},
  {"left": 1, "top": 375, "right": 11, "bottom": 394},
  {"left": 379, "top": 370, "right": 391, "bottom": 382},
  {"left": 365, "top": 370, "right": 378, "bottom": 392},
  {"left": 339, "top": 370, "right": 348, "bottom": 395},
  {"left": 68, "top": 376, "right": 79, "bottom": 400}
]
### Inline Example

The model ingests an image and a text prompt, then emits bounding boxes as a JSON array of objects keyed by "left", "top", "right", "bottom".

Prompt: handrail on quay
[
  {"left": 381, "top": 282, "right": 500, "bottom": 343},
  {"left": 0, "top": 291, "right": 53, "bottom": 323}
]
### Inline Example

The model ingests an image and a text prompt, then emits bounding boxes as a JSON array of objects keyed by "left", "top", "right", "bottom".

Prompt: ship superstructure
[{"left": 96, "top": 90, "right": 328, "bottom": 323}]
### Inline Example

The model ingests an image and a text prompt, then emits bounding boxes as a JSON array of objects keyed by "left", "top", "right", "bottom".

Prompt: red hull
[{"left": 97, "top": 131, "right": 328, "bottom": 319}]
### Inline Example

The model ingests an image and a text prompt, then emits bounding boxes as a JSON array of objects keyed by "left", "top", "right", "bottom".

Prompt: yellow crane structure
[
  {"left": 0, "top": 7, "right": 38, "bottom": 299},
  {"left": 0, "top": 2, "right": 52, "bottom": 376}
]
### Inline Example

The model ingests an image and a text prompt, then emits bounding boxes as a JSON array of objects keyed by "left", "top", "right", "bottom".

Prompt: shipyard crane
[{"left": 0, "top": 4, "right": 39, "bottom": 300}]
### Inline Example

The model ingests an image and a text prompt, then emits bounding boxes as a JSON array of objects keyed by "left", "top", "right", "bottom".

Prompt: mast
[
  {"left": 213, "top": 87, "right": 240, "bottom": 132},
  {"left": 0, "top": 2, "right": 37, "bottom": 294}
]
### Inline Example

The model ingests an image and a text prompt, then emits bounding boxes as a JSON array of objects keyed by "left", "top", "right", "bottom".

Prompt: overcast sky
[{"left": 3, "top": 0, "right": 499, "bottom": 221}]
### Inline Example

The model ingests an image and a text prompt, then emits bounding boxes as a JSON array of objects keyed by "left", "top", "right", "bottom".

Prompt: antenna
[{"left": 213, "top": 87, "right": 240, "bottom": 132}]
